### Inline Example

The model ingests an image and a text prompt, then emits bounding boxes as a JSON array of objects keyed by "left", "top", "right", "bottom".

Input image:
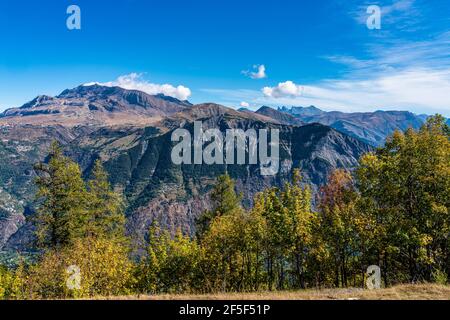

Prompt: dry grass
[{"left": 102, "top": 284, "right": 450, "bottom": 300}]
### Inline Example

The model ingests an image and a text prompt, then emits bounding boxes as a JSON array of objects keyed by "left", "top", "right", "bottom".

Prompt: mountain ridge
[
  {"left": 0, "top": 84, "right": 192, "bottom": 127},
  {"left": 7, "top": 85, "right": 444, "bottom": 250},
  {"left": 276, "top": 105, "right": 432, "bottom": 146},
  {"left": 256, "top": 106, "right": 305, "bottom": 126},
  {"left": 0, "top": 85, "right": 375, "bottom": 250}
]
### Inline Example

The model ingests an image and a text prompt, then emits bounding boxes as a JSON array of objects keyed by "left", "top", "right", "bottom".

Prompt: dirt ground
[{"left": 103, "top": 284, "right": 450, "bottom": 300}]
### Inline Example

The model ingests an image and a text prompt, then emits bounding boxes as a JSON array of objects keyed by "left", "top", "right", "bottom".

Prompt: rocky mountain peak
[
  {"left": 256, "top": 106, "right": 304, "bottom": 126},
  {"left": 0, "top": 85, "right": 192, "bottom": 127},
  {"left": 18, "top": 95, "right": 55, "bottom": 110}
]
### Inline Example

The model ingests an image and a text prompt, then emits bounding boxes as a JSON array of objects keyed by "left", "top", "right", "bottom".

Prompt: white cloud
[
  {"left": 199, "top": 5, "right": 449, "bottom": 117},
  {"left": 263, "top": 81, "right": 304, "bottom": 98},
  {"left": 240, "top": 101, "right": 250, "bottom": 108},
  {"left": 242, "top": 65, "right": 267, "bottom": 79},
  {"left": 283, "top": 68, "right": 450, "bottom": 115},
  {"left": 202, "top": 67, "right": 450, "bottom": 116},
  {"left": 86, "top": 73, "right": 192, "bottom": 101},
  {"left": 251, "top": 31, "right": 450, "bottom": 116}
]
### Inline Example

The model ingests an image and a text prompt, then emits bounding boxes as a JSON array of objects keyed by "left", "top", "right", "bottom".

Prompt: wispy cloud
[
  {"left": 85, "top": 73, "right": 192, "bottom": 101},
  {"left": 242, "top": 65, "right": 267, "bottom": 79},
  {"left": 203, "top": 67, "right": 450, "bottom": 116},
  {"left": 351, "top": 0, "right": 423, "bottom": 32},
  {"left": 278, "top": 68, "right": 450, "bottom": 115},
  {"left": 311, "top": 31, "right": 450, "bottom": 115},
  {"left": 205, "top": 14, "right": 450, "bottom": 117},
  {"left": 327, "top": 32, "right": 450, "bottom": 73},
  {"left": 202, "top": 31, "right": 450, "bottom": 116}
]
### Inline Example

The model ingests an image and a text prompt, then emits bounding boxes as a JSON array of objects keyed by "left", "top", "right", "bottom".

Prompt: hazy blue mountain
[
  {"left": 256, "top": 106, "right": 304, "bottom": 126},
  {"left": 277, "top": 106, "right": 429, "bottom": 146},
  {"left": 279, "top": 106, "right": 324, "bottom": 117}
]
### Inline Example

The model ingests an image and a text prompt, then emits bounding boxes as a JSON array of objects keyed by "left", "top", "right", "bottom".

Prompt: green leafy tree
[
  {"left": 250, "top": 170, "right": 316, "bottom": 290},
  {"left": 201, "top": 207, "right": 266, "bottom": 292},
  {"left": 318, "top": 169, "right": 366, "bottom": 287},
  {"left": 357, "top": 115, "right": 450, "bottom": 283},
  {"left": 140, "top": 223, "right": 202, "bottom": 294},
  {"left": 283, "top": 170, "right": 316, "bottom": 289}
]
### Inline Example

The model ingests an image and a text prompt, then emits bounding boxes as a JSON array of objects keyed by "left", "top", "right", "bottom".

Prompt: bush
[
  {"left": 0, "top": 263, "right": 26, "bottom": 300},
  {"left": 432, "top": 269, "right": 448, "bottom": 285},
  {"left": 137, "top": 227, "right": 203, "bottom": 294},
  {"left": 26, "top": 237, "right": 134, "bottom": 299}
]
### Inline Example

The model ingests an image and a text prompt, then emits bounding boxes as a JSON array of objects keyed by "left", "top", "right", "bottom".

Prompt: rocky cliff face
[
  {"left": 0, "top": 86, "right": 373, "bottom": 251},
  {"left": 120, "top": 120, "right": 371, "bottom": 245},
  {"left": 0, "top": 187, "right": 25, "bottom": 248}
]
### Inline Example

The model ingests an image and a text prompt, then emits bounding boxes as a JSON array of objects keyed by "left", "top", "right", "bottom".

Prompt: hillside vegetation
[
  {"left": 0, "top": 116, "right": 449, "bottom": 300},
  {"left": 0, "top": 87, "right": 373, "bottom": 250}
]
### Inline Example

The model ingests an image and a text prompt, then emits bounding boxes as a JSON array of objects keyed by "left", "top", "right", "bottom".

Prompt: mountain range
[
  {"left": 0, "top": 84, "right": 442, "bottom": 251},
  {"left": 275, "top": 106, "right": 429, "bottom": 146}
]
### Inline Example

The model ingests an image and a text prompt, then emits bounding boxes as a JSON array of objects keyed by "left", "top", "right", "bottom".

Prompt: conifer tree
[
  {"left": 34, "top": 141, "right": 89, "bottom": 249},
  {"left": 86, "top": 160, "right": 126, "bottom": 241},
  {"left": 196, "top": 174, "right": 242, "bottom": 237}
]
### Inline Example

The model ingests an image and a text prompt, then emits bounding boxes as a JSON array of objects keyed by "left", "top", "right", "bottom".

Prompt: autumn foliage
[{"left": 0, "top": 116, "right": 448, "bottom": 299}]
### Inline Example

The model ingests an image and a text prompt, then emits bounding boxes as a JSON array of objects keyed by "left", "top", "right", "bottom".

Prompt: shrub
[{"left": 26, "top": 237, "right": 134, "bottom": 299}]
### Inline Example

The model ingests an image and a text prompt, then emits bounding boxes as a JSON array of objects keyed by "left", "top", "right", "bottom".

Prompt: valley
[{"left": 0, "top": 84, "right": 437, "bottom": 252}]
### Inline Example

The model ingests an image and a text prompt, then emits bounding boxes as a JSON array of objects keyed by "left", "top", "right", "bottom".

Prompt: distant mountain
[
  {"left": 277, "top": 106, "right": 428, "bottom": 146},
  {"left": 256, "top": 106, "right": 304, "bottom": 126},
  {"left": 0, "top": 86, "right": 373, "bottom": 250},
  {"left": 279, "top": 106, "right": 324, "bottom": 117},
  {"left": 0, "top": 84, "right": 192, "bottom": 127}
]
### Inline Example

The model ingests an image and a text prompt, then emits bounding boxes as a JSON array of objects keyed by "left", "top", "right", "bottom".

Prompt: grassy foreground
[{"left": 102, "top": 284, "right": 450, "bottom": 300}]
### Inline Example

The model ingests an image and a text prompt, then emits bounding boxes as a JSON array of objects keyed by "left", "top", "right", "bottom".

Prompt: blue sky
[{"left": 0, "top": 0, "right": 449, "bottom": 116}]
